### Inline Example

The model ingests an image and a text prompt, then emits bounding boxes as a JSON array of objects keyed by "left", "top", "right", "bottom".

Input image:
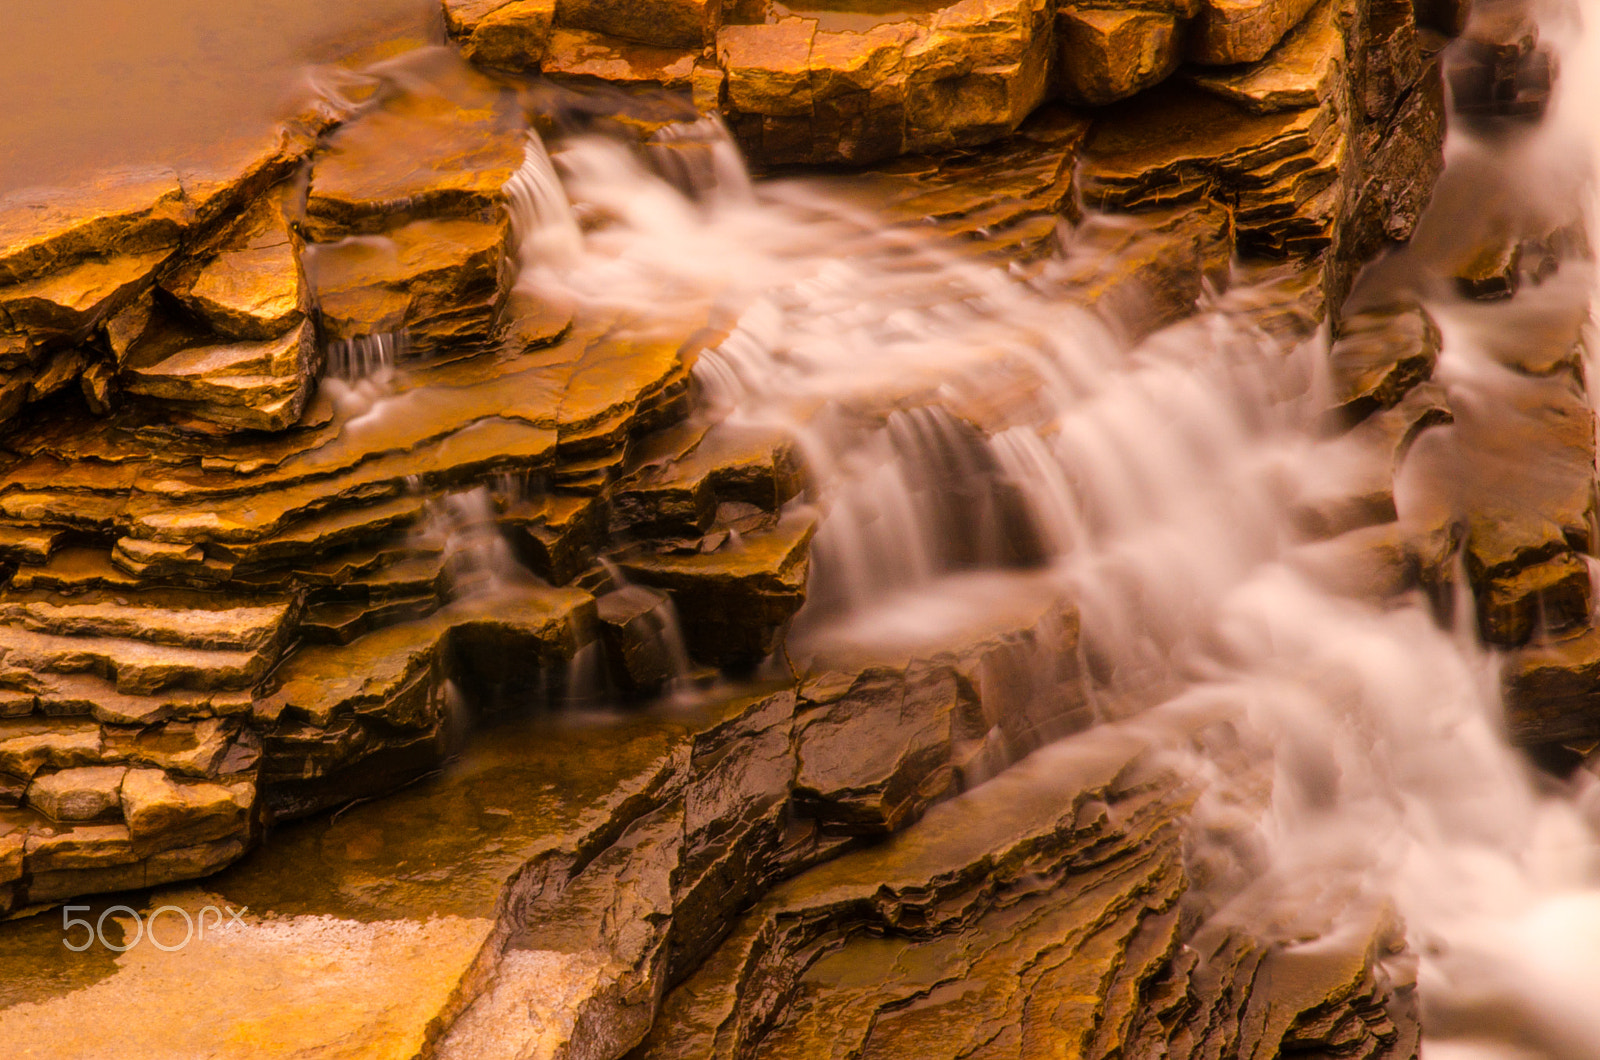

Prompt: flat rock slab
[{"left": 304, "top": 67, "right": 525, "bottom": 241}]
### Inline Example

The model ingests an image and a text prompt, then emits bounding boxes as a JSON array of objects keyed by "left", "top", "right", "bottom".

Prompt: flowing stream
[{"left": 495, "top": 5, "right": 1600, "bottom": 1055}]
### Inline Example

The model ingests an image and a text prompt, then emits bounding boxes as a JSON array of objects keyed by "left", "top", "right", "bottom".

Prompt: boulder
[
  {"left": 1056, "top": 6, "right": 1182, "bottom": 106},
  {"left": 1189, "top": 0, "right": 1320, "bottom": 65},
  {"left": 25, "top": 765, "right": 127, "bottom": 822}
]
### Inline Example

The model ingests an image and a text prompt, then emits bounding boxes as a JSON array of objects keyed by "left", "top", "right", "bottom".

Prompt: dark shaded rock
[
  {"left": 1479, "top": 551, "right": 1591, "bottom": 648},
  {"left": 596, "top": 584, "right": 683, "bottom": 695},
  {"left": 1505, "top": 627, "right": 1600, "bottom": 746},
  {"left": 1446, "top": 9, "right": 1556, "bottom": 123},
  {"left": 619, "top": 510, "right": 817, "bottom": 668}
]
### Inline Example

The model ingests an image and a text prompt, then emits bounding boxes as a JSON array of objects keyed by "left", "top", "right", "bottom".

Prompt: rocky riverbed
[{"left": 0, "top": 0, "right": 1596, "bottom": 1055}]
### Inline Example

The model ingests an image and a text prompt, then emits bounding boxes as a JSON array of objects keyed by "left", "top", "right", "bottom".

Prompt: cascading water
[{"left": 508, "top": 7, "right": 1600, "bottom": 1049}]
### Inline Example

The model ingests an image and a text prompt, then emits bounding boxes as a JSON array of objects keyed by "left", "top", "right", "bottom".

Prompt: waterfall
[
  {"left": 509, "top": 21, "right": 1600, "bottom": 1047},
  {"left": 645, "top": 114, "right": 755, "bottom": 204},
  {"left": 325, "top": 331, "right": 403, "bottom": 383},
  {"left": 504, "top": 131, "right": 583, "bottom": 267}
]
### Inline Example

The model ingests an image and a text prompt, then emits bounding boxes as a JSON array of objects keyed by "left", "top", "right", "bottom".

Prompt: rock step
[
  {"left": 617, "top": 508, "right": 818, "bottom": 668},
  {"left": 306, "top": 214, "right": 514, "bottom": 349},
  {"left": 254, "top": 585, "right": 596, "bottom": 819},
  {"left": 1292, "top": 382, "right": 1451, "bottom": 543},
  {"left": 0, "top": 624, "right": 278, "bottom": 696},
  {"left": 0, "top": 591, "right": 297, "bottom": 652},
  {"left": 611, "top": 421, "right": 803, "bottom": 539},
  {"left": 625, "top": 732, "right": 1183, "bottom": 1060},
  {"left": 121, "top": 320, "right": 316, "bottom": 433}
]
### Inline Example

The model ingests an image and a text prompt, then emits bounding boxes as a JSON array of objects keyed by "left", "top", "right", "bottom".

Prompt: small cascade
[
  {"left": 430, "top": 487, "right": 526, "bottom": 600},
  {"left": 320, "top": 331, "right": 405, "bottom": 421},
  {"left": 645, "top": 115, "right": 755, "bottom": 204},
  {"left": 504, "top": 131, "right": 583, "bottom": 267},
  {"left": 326, "top": 332, "right": 403, "bottom": 382}
]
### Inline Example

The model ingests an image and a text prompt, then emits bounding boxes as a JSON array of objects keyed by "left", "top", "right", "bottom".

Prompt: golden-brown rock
[
  {"left": 120, "top": 768, "right": 252, "bottom": 855},
  {"left": 304, "top": 80, "right": 525, "bottom": 242},
  {"left": 719, "top": 20, "right": 818, "bottom": 119},
  {"left": 542, "top": 28, "right": 698, "bottom": 87},
  {"left": 1056, "top": 7, "right": 1182, "bottom": 106},
  {"left": 1188, "top": 0, "right": 1341, "bottom": 112},
  {"left": 26, "top": 765, "right": 128, "bottom": 822},
  {"left": 121, "top": 319, "right": 317, "bottom": 432},
  {"left": 308, "top": 216, "right": 514, "bottom": 348},
  {"left": 1189, "top": 0, "right": 1320, "bottom": 65},
  {"left": 557, "top": 0, "right": 720, "bottom": 49},
  {"left": 459, "top": 0, "right": 557, "bottom": 68}
]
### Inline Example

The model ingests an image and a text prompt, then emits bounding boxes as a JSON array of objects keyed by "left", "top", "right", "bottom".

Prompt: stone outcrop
[{"left": 1082, "top": 0, "right": 1445, "bottom": 305}]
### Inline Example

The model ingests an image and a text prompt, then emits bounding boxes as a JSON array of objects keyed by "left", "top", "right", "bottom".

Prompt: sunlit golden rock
[
  {"left": 717, "top": 0, "right": 1051, "bottom": 165},
  {"left": 25, "top": 765, "right": 127, "bottom": 822},
  {"left": 162, "top": 192, "right": 307, "bottom": 343},
  {"left": 542, "top": 27, "right": 699, "bottom": 87},
  {"left": 308, "top": 215, "right": 514, "bottom": 347},
  {"left": 457, "top": 0, "right": 557, "bottom": 68},
  {"left": 0, "top": 169, "right": 186, "bottom": 287},
  {"left": 719, "top": 19, "right": 818, "bottom": 119},
  {"left": 1056, "top": 6, "right": 1182, "bottom": 105},
  {"left": 304, "top": 78, "right": 525, "bottom": 241},
  {"left": 121, "top": 319, "right": 317, "bottom": 432},
  {"left": 121, "top": 768, "right": 252, "bottom": 855},
  {"left": 1189, "top": 0, "right": 1319, "bottom": 64},
  {"left": 1188, "top": 0, "right": 1341, "bottom": 112}
]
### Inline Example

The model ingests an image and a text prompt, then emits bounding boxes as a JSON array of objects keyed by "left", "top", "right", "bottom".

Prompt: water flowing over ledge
[{"left": 0, "top": 0, "right": 1596, "bottom": 1057}]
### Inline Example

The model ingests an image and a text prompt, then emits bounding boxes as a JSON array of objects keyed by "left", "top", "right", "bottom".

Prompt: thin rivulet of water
[{"left": 509, "top": 9, "right": 1600, "bottom": 1049}]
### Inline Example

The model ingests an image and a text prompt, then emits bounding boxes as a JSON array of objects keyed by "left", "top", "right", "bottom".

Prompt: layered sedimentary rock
[
  {"left": 0, "top": 0, "right": 1475, "bottom": 1052},
  {"left": 439, "top": 0, "right": 1436, "bottom": 180}
]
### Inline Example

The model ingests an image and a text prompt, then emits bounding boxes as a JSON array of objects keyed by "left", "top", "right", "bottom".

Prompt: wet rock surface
[{"left": 0, "top": 0, "right": 1517, "bottom": 1054}]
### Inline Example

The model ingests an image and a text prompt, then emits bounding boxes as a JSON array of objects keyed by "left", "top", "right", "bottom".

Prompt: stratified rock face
[
  {"left": 1081, "top": 0, "right": 1444, "bottom": 305},
  {"left": 0, "top": 123, "right": 318, "bottom": 432},
  {"left": 720, "top": 0, "right": 1056, "bottom": 165},
  {"left": 306, "top": 217, "right": 515, "bottom": 347}
]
